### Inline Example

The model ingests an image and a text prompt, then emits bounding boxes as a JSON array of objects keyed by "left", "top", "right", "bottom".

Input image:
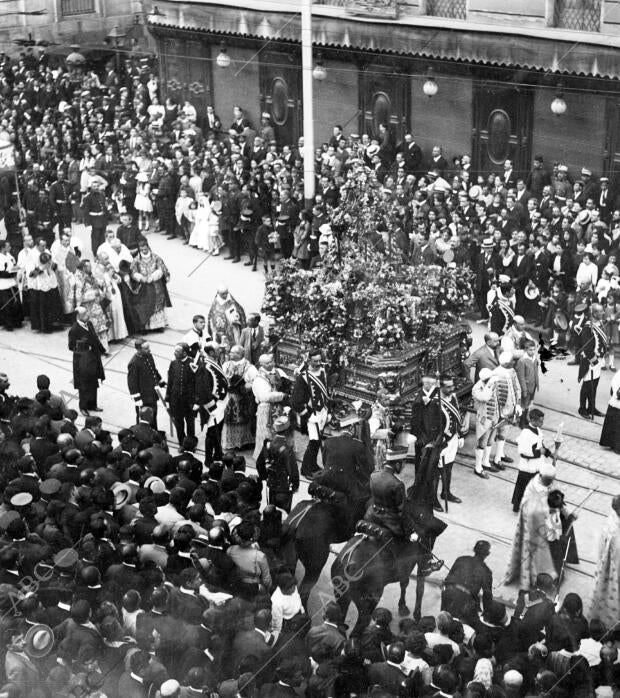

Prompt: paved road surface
[{"left": 2, "top": 224, "right": 618, "bottom": 631}]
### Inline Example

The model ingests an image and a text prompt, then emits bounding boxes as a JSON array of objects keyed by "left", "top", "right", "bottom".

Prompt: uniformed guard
[
  {"left": 291, "top": 348, "right": 330, "bottom": 478},
  {"left": 437, "top": 375, "right": 465, "bottom": 510},
  {"left": 441, "top": 540, "right": 494, "bottom": 628},
  {"left": 488, "top": 276, "right": 516, "bottom": 337},
  {"left": 316, "top": 414, "right": 372, "bottom": 526},
  {"left": 364, "top": 446, "right": 415, "bottom": 542},
  {"left": 578, "top": 303, "right": 607, "bottom": 419},
  {"left": 255, "top": 415, "right": 299, "bottom": 513}
]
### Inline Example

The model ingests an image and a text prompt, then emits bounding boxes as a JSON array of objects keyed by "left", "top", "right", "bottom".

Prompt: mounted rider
[{"left": 314, "top": 414, "right": 372, "bottom": 530}]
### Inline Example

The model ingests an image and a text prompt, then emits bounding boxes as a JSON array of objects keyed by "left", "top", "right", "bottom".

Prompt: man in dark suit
[
  {"left": 127, "top": 339, "right": 165, "bottom": 428},
  {"left": 130, "top": 407, "right": 158, "bottom": 448},
  {"left": 165, "top": 343, "right": 197, "bottom": 446},
  {"left": 367, "top": 642, "right": 412, "bottom": 695},
  {"left": 429, "top": 145, "right": 448, "bottom": 178},
  {"left": 464, "top": 333, "right": 501, "bottom": 383},
  {"left": 239, "top": 313, "right": 265, "bottom": 365},
  {"left": 400, "top": 132, "right": 423, "bottom": 176},
  {"left": 306, "top": 603, "right": 346, "bottom": 660},
  {"left": 68, "top": 307, "right": 105, "bottom": 416},
  {"left": 28, "top": 421, "right": 58, "bottom": 475},
  {"left": 513, "top": 243, "right": 535, "bottom": 315},
  {"left": 502, "top": 159, "right": 517, "bottom": 189},
  {"left": 475, "top": 239, "right": 500, "bottom": 320},
  {"left": 232, "top": 609, "right": 274, "bottom": 679},
  {"left": 168, "top": 568, "right": 208, "bottom": 625},
  {"left": 258, "top": 661, "right": 304, "bottom": 698},
  {"left": 515, "top": 340, "right": 540, "bottom": 426},
  {"left": 410, "top": 373, "right": 442, "bottom": 475}
]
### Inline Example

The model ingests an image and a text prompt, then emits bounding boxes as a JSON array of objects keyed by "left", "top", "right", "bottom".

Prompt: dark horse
[
  {"left": 330, "top": 445, "right": 446, "bottom": 636},
  {"left": 286, "top": 484, "right": 356, "bottom": 607}
]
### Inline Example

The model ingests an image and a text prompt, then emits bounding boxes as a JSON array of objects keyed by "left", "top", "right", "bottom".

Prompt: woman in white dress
[
  {"left": 189, "top": 196, "right": 210, "bottom": 250},
  {"left": 94, "top": 251, "right": 128, "bottom": 342},
  {"left": 134, "top": 172, "right": 153, "bottom": 232},
  {"left": 207, "top": 200, "right": 223, "bottom": 255}
]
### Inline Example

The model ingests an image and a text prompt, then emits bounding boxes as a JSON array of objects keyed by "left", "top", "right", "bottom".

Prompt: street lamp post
[
  {"left": 107, "top": 25, "right": 127, "bottom": 74},
  {"left": 301, "top": 0, "right": 315, "bottom": 208}
]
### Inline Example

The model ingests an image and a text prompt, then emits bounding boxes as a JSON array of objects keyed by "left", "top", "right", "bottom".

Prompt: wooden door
[
  {"left": 604, "top": 98, "right": 620, "bottom": 186},
  {"left": 359, "top": 66, "right": 410, "bottom": 143},
  {"left": 472, "top": 83, "right": 533, "bottom": 179},
  {"left": 259, "top": 52, "right": 302, "bottom": 145},
  {"left": 161, "top": 37, "right": 186, "bottom": 104},
  {"left": 185, "top": 40, "right": 212, "bottom": 126}
]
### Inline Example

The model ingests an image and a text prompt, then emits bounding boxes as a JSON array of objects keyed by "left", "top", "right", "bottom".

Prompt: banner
[{"left": 0, "top": 142, "right": 15, "bottom": 173}]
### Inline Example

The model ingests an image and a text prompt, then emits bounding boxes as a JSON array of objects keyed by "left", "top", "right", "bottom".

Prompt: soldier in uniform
[
  {"left": 82, "top": 178, "right": 109, "bottom": 255},
  {"left": 256, "top": 415, "right": 299, "bottom": 513},
  {"left": 488, "top": 275, "right": 516, "bottom": 337},
  {"left": 364, "top": 446, "right": 416, "bottom": 542},
  {"left": 437, "top": 375, "right": 466, "bottom": 510},
  {"left": 315, "top": 414, "right": 372, "bottom": 526},
  {"left": 127, "top": 339, "right": 166, "bottom": 428},
  {"left": 578, "top": 303, "right": 607, "bottom": 418},
  {"left": 441, "top": 540, "right": 494, "bottom": 627},
  {"left": 567, "top": 302, "right": 589, "bottom": 365},
  {"left": 165, "top": 343, "right": 197, "bottom": 446},
  {"left": 291, "top": 348, "right": 330, "bottom": 478},
  {"left": 410, "top": 373, "right": 442, "bottom": 475},
  {"left": 49, "top": 168, "right": 74, "bottom": 233}
]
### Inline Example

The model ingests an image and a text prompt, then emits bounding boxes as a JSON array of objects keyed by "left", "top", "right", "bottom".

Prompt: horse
[
  {"left": 329, "top": 458, "right": 444, "bottom": 636},
  {"left": 286, "top": 483, "right": 356, "bottom": 607}
]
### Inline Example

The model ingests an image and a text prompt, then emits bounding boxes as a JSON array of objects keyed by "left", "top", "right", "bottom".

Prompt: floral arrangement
[{"left": 262, "top": 174, "right": 475, "bottom": 366}]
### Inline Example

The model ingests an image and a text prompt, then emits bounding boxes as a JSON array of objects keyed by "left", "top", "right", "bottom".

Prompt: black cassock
[{"left": 68, "top": 320, "right": 105, "bottom": 410}]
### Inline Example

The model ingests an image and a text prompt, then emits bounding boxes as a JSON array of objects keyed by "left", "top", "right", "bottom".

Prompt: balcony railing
[
  {"left": 554, "top": 0, "right": 601, "bottom": 31},
  {"left": 425, "top": 0, "right": 467, "bottom": 19},
  {"left": 60, "top": 0, "right": 96, "bottom": 16}
]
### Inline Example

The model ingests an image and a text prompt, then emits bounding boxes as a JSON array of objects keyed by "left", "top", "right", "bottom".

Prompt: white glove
[
  {"left": 409, "top": 532, "right": 419, "bottom": 543},
  {"left": 458, "top": 437, "right": 464, "bottom": 448},
  {"left": 134, "top": 399, "right": 143, "bottom": 407}
]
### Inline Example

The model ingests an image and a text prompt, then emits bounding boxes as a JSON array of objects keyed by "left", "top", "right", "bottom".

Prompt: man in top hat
[
  {"left": 578, "top": 302, "right": 607, "bottom": 418},
  {"left": 127, "top": 339, "right": 166, "bottom": 429},
  {"left": 256, "top": 415, "right": 299, "bottom": 513}
]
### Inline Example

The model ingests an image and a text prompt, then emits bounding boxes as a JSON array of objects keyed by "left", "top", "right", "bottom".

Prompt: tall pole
[{"left": 301, "top": 0, "right": 315, "bottom": 208}]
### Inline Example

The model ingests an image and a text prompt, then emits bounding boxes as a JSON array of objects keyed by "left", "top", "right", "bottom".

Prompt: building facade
[
  {"left": 146, "top": 0, "right": 620, "bottom": 184},
  {"left": 0, "top": 0, "right": 144, "bottom": 53}
]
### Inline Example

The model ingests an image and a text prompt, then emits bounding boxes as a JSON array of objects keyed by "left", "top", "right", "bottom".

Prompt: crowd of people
[{"left": 0, "top": 45, "right": 618, "bottom": 698}]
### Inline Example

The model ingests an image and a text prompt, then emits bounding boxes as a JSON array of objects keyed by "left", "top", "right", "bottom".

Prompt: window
[
  {"left": 60, "top": 0, "right": 95, "bottom": 17},
  {"left": 554, "top": 0, "right": 601, "bottom": 31},
  {"left": 425, "top": 0, "right": 466, "bottom": 20}
]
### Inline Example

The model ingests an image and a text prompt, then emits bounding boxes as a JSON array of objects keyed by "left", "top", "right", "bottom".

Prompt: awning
[{"left": 148, "top": 1, "right": 620, "bottom": 80}]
